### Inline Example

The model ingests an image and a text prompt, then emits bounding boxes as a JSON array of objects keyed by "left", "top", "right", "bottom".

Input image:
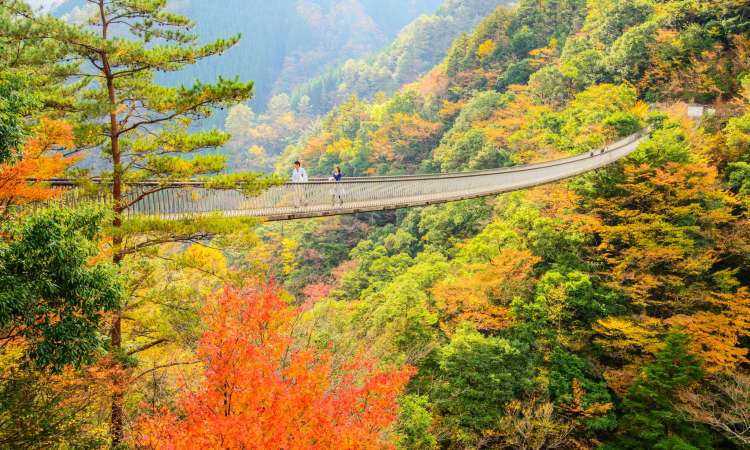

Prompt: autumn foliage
[
  {"left": 0, "top": 118, "right": 76, "bottom": 212},
  {"left": 136, "top": 285, "right": 414, "bottom": 449},
  {"left": 433, "top": 248, "right": 539, "bottom": 333}
]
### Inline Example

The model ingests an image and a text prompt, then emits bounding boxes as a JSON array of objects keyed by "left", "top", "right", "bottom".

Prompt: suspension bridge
[{"left": 52, "top": 130, "right": 649, "bottom": 221}]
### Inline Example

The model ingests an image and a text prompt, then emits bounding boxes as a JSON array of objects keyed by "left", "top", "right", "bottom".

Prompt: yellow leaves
[
  {"left": 561, "top": 379, "right": 614, "bottom": 418},
  {"left": 640, "top": 30, "right": 750, "bottom": 101},
  {"left": 629, "top": 100, "right": 651, "bottom": 121},
  {"left": 481, "top": 126, "right": 511, "bottom": 144},
  {"left": 281, "top": 238, "right": 298, "bottom": 276},
  {"left": 491, "top": 397, "right": 574, "bottom": 450},
  {"left": 593, "top": 316, "right": 664, "bottom": 359},
  {"left": 279, "top": 112, "right": 296, "bottom": 129},
  {"left": 591, "top": 153, "right": 737, "bottom": 314},
  {"left": 248, "top": 145, "right": 266, "bottom": 158},
  {"left": 0, "top": 339, "right": 27, "bottom": 376},
  {"left": 666, "top": 289, "right": 750, "bottom": 373},
  {"left": 325, "top": 138, "right": 353, "bottom": 156},
  {"left": 249, "top": 124, "right": 277, "bottom": 141},
  {"left": 477, "top": 90, "right": 552, "bottom": 162},
  {"left": 433, "top": 248, "right": 539, "bottom": 334},
  {"left": 594, "top": 289, "right": 750, "bottom": 391},
  {"left": 528, "top": 41, "right": 558, "bottom": 68},
  {"left": 183, "top": 244, "right": 228, "bottom": 275},
  {"left": 477, "top": 39, "right": 497, "bottom": 59},
  {"left": 438, "top": 100, "right": 464, "bottom": 121}
]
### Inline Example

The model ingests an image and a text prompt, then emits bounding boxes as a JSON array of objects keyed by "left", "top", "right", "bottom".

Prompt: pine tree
[
  {"left": 0, "top": 1, "right": 264, "bottom": 443},
  {"left": 609, "top": 333, "right": 714, "bottom": 450}
]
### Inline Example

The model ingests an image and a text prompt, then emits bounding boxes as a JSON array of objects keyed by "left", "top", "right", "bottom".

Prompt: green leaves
[
  {"left": 396, "top": 394, "right": 437, "bottom": 450},
  {"left": 0, "top": 371, "right": 108, "bottom": 449},
  {"left": 514, "top": 270, "right": 609, "bottom": 333},
  {"left": 433, "top": 323, "right": 534, "bottom": 442},
  {"left": 0, "top": 206, "right": 123, "bottom": 371},
  {"left": 728, "top": 162, "right": 750, "bottom": 197},
  {"left": 202, "top": 172, "right": 283, "bottom": 197},
  {"left": 3, "top": 0, "right": 256, "bottom": 192},
  {"left": 0, "top": 74, "right": 39, "bottom": 163},
  {"left": 610, "top": 334, "right": 713, "bottom": 450}
]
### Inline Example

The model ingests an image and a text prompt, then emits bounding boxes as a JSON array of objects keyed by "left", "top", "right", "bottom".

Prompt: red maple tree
[{"left": 136, "top": 285, "right": 414, "bottom": 449}]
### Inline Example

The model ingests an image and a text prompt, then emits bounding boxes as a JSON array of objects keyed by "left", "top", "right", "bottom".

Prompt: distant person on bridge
[
  {"left": 292, "top": 160, "right": 309, "bottom": 207},
  {"left": 329, "top": 165, "right": 344, "bottom": 206}
]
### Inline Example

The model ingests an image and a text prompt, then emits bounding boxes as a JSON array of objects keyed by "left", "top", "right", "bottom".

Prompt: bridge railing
[{"left": 50, "top": 129, "right": 649, "bottom": 221}]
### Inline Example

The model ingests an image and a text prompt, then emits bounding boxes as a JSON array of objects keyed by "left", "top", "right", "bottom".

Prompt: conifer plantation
[{"left": 1, "top": 0, "right": 750, "bottom": 449}]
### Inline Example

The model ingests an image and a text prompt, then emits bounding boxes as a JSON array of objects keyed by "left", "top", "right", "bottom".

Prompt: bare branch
[
  {"left": 131, "top": 360, "right": 201, "bottom": 383},
  {"left": 127, "top": 338, "right": 168, "bottom": 356}
]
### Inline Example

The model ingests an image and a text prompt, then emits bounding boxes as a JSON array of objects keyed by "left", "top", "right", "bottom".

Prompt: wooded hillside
[{"left": 1, "top": 0, "right": 750, "bottom": 448}]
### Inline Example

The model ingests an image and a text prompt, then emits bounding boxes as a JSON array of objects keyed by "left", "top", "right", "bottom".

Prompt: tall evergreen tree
[
  {"left": 0, "top": 0, "right": 264, "bottom": 443},
  {"left": 609, "top": 334, "right": 714, "bottom": 450}
]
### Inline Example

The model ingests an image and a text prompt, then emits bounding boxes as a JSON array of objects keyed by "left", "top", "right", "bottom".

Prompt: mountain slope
[
  {"left": 269, "top": 0, "right": 750, "bottom": 448},
  {"left": 222, "top": 0, "right": 513, "bottom": 172},
  {"left": 40, "top": 0, "right": 443, "bottom": 109},
  {"left": 290, "top": 0, "right": 513, "bottom": 114}
]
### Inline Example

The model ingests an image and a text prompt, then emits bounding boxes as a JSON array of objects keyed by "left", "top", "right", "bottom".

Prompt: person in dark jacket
[{"left": 329, "top": 165, "right": 344, "bottom": 206}]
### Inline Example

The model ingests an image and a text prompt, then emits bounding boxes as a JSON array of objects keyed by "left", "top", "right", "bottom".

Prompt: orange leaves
[
  {"left": 402, "top": 67, "right": 450, "bottom": 97},
  {"left": 587, "top": 120, "right": 750, "bottom": 384},
  {"left": 592, "top": 289, "right": 750, "bottom": 380},
  {"left": 667, "top": 289, "right": 750, "bottom": 373},
  {"left": 24, "top": 118, "right": 75, "bottom": 157},
  {"left": 433, "top": 248, "right": 539, "bottom": 333},
  {"left": 668, "top": 312, "right": 748, "bottom": 372},
  {"left": 591, "top": 160, "right": 734, "bottom": 315},
  {"left": 300, "top": 131, "right": 334, "bottom": 160},
  {"left": 0, "top": 118, "right": 77, "bottom": 210},
  {"left": 136, "top": 285, "right": 413, "bottom": 449}
]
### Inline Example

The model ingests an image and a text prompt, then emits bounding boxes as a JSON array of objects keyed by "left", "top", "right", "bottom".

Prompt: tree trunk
[
  {"left": 108, "top": 95, "right": 125, "bottom": 447},
  {"left": 108, "top": 82, "right": 125, "bottom": 447},
  {"left": 97, "top": 1, "right": 125, "bottom": 445}
]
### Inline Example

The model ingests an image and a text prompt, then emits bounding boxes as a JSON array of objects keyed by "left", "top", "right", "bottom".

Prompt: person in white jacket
[
  {"left": 291, "top": 161, "right": 308, "bottom": 207},
  {"left": 292, "top": 160, "right": 308, "bottom": 183}
]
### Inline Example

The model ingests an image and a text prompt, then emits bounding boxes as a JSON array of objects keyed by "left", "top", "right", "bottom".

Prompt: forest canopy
[{"left": 1, "top": 0, "right": 750, "bottom": 449}]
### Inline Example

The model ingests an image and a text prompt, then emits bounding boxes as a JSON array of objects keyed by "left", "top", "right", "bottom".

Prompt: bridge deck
[{"left": 55, "top": 130, "right": 649, "bottom": 221}]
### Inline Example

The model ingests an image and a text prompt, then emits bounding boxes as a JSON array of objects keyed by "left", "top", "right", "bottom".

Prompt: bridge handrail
[
  {"left": 40, "top": 128, "right": 649, "bottom": 188},
  {"left": 42, "top": 128, "right": 651, "bottom": 222}
]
